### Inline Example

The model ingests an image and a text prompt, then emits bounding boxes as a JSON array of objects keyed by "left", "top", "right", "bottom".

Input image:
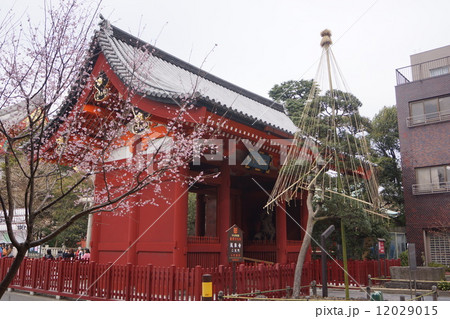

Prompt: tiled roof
[
  {"left": 0, "top": 94, "right": 43, "bottom": 129},
  {"left": 97, "top": 19, "right": 297, "bottom": 134}
]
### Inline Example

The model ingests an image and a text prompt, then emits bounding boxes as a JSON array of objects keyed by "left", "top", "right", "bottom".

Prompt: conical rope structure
[{"left": 267, "top": 29, "right": 384, "bottom": 219}]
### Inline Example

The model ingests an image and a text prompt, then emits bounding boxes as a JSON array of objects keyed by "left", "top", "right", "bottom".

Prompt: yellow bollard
[{"left": 202, "top": 274, "right": 213, "bottom": 301}]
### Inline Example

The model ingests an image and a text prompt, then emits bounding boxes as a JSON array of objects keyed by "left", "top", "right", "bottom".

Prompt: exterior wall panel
[{"left": 395, "top": 55, "right": 450, "bottom": 265}]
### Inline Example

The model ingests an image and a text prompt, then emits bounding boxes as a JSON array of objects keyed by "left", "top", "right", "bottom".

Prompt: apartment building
[{"left": 395, "top": 45, "right": 450, "bottom": 266}]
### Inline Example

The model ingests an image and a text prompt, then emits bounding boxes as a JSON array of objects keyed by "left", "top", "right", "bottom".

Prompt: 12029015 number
[{"left": 376, "top": 305, "right": 437, "bottom": 316}]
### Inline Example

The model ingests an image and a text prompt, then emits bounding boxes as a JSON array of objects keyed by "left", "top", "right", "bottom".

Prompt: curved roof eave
[{"left": 97, "top": 19, "right": 297, "bottom": 135}]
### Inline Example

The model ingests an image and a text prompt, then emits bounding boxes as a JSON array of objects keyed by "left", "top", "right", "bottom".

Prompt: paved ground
[
  {"left": 0, "top": 290, "right": 63, "bottom": 301},
  {"left": 317, "top": 287, "right": 450, "bottom": 301},
  {"left": 1, "top": 287, "right": 449, "bottom": 301}
]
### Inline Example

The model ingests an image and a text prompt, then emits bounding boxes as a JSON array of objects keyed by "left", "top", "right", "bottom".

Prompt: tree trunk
[
  {"left": 292, "top": 193, "right": 316, "bottom": 298},
  {"left": 0, "top": 247, "right": 27, "bottom": 298}
]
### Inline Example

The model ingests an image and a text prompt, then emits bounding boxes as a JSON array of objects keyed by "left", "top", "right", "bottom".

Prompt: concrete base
[
  {"left": 385, "top": 280, "right": 435, "bottom": 290},
  {"left": 387, "top": 266, "right": 445, "bottom": 289},
  {"left": 390, "top": 266, "right": 445, "bottom": 281}
]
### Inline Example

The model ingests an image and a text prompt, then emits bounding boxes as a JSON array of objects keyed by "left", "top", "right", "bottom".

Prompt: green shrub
[
  {"left": 437, "top": 281, "right": 450, "bottom": 291},
  {"left": 400, "top": 250, "right": 408, "bottom": 266},
  {"left": 428, "top": 262, "right": 450, "bottom": 272}
]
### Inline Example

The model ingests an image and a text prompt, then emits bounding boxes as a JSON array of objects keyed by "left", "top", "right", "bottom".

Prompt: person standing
[
  {"left": 81, "top": 248, "right": 90, "bottom": 260},
  {"left": 76, "top": 247, "right": 84, "bottom": 259},
  {"left": 44, "top": 249, "right": 54, "bottom": 259},
  {"left": 4, "top": 244, "right": 12, "bottom": 257},
  {"left": 67, "top": 248, "right": 75, "bottom": 259}
]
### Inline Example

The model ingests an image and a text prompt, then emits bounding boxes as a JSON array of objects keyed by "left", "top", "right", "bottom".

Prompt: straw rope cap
[{"left": 320, "top": 29, "right": 332, "bottom": 47}]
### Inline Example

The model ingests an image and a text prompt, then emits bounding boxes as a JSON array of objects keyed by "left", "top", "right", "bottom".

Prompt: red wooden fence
[{"left": 0, "top": 257, "right": 400, "bottom": 300}]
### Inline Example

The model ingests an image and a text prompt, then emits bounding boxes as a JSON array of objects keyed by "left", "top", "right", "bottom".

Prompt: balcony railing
[
  {"left": 407, "top": 109, "right": 450, "bottom": 127},
  {"left": 412, "top": 181, "right": 450, "bottom": 195},
  {"left": 187, "top": 236, "right": 219, "bottom": 244},
  {"left": 396, "top": 56, "right": 450, "bottom": 85}
]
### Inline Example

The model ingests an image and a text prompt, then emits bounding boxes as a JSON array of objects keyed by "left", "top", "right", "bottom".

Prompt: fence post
[
  {"left": 258, "top": 263, "right": 266, "bottom": 292},
  {"left": 44, "top": 259, "right": 51, "bottom": 291},
  {"left": 56, "top": 260, "right": 64, "bottom": 294},
  {"left": 124, "top": 263, "right": 132, "bottom": 301},
  {"left": 30, "top": 258, "right": 38, "bottom": 290},
  {"left": 169, "top": 264, "right": 176, "bottom": 301},
  {"left": 19, "top": 258, "right": 27, "bottom": 288},
  {"left": 145, "top": 264, "right": 153, "bottom": 301},
  {"left": 286, "top": 285, "right": 292, "bottom": 299},
  {"left": 87, "top": 261, "right": 96, "bottom": 298},
  {"left": 72, "top": 260, "right": 79, "bottom": 295},
  {"left": 275, "top": 263, "right": 281, "bottom": 290},
  {"left": 311, "top": 280, "right": 317, "bottom": 297},
  {"left": 238, "top": 263, "right": 245, "bottom": 294},
  {"left": 217, "top": 265, "right": 224, "bottom": 293},
  {"left": 194, "top": 265, "right": 202, "bottom": 300},
  {"left": 432, "top": 285, "right": 438, "bottom": 301},
  {"left": 104, "top": 262, "right": 113, "bottom": 300}
]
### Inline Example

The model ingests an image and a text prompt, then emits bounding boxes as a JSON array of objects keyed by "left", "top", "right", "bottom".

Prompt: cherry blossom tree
[{"left": 0, "top": 1, "right": 214, "bottom": 297}]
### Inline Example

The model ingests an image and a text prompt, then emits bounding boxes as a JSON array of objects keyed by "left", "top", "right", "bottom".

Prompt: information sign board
[{"left": 227, "top": 225, "right": 243, "bottom": 263}]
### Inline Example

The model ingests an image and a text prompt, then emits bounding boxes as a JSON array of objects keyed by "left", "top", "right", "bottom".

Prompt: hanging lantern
[{"left": 94, "top": 72, "right": 110, "bottom": 101}]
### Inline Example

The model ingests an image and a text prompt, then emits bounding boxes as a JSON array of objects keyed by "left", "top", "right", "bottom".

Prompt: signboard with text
[
  {"left": 227, "top": 225, "right": 243, "bottom": 263},
  {"left": 378, "top": 239, "right": 385, "bottom": 255}
]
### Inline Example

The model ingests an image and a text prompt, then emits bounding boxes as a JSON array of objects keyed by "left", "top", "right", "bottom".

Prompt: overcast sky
[{"left": 5, "top": 0, "right": 450, "bottom": 119}]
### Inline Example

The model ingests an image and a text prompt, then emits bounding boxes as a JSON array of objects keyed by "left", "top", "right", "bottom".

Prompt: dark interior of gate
[{"left": 185, "top": 159, "right": 307, "bottom": 268}]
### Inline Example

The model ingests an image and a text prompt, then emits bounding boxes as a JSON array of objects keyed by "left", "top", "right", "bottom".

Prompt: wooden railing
[
  {"left": 0, "top": 257, "right": 400, "bottom": 300},
  {"left": 187, "top": 236, "right": 219, "bottom": 244}
]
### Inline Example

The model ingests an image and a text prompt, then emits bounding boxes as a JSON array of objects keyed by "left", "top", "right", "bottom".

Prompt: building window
[
  {"left": 430, "top": 66, "right": 449, "bottom": 77},
  {"left": 426, "top": 230, "right": 450, "bottom": 266},
  {"left": 413, "top": 165, "right": 450, "bottom": 195},
  {"left": 388, "top": 232, "right": 407, "bottom": 259},
  {"left": 408, "top": 95, "right": 450, "bottom": 126}
]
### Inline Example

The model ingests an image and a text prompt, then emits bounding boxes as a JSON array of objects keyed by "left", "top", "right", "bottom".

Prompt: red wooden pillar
[
  {"left": 126, "top": 200, "right": 140, "bottom": 264},
  {"left": 173, "top": 167, "right": 188, "bottom": 267},
  {"left": 276, "top": 201, "right": 287, "bottom": 264},
  {"left": 126, "top": 179, "right": 140, "bottom": 264},
  {"left": 90, "top": 213, "right": 101, "bottom": 263},
  {"left": 127, "top": 140, "right": 141, "bottom": 265},
  {"left": 218, "top": 162, "right": 231, "bottom": 265},
  {"left": 231, "top": 191, "right": 242, "bottom": 227},
  {"left": 90, "top": 174, "right": 102, "bottom": 263}
]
